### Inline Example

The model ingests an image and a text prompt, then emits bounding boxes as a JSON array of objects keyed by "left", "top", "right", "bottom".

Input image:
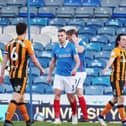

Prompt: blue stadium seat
[
  {"left": 31, "top": 67, "right": 40, "bottom": 79},
  {"left": 4, "top": 75, "right": 11, "bottom": 85},
  {"left": 84, "top": 86, "right": 104, "bottom": 95},
  {"left": 49, "top": 18, "right": 67, "bottom": 27},
  {"left": 6, "top": 0, "right": 26, "bottom": 6},
  {"left": 64, "top": 0, "right": 81, "bottom": 6},
  {"left": 117, "top": 28, "right": 126, "bottom": 34},
  {"left": 87, "top": 59, "right": 105, "bottom": 68},
  {"left": 100, "top": 0, "right": 119, "bottom": 8},
  {"left": 33, "top": 42, "right": 44, "bottom": 52},
  {"left": 87, "top": 43, "right": 101, "bottom": 52},
  {"left": 98, "top": 27, "right": 115, "bottom": 36},
  {"left": 38, "top": 7, "right": 56, "bottom": 18},
  {"left": 112, "top": 8, "right": 126, "bottom": 18},
  {"left": 0, "top": 0, "right": 7, "bottom": 6},
  {"left": 82, "top": 0, "right": 100, "bottom": 7},
  {"left": 86, "top": 68, "right": 99, "bottom": 77},
  {"left": 119, "top": 0, "right": 126, "bottom": 7},
  {"left": 105, "top": 19, "right": 123, "bottom": 28},
  {"left": 104, "top": 86, "right": 113, "bottom": 95},
  {"left": 94, "top": 7, "right": 112, "bottom": 17},
  {"left": 19, "top": 7, "right": 37, "bottom": 17},
  {"left": 30, "top": 18, "right": 48, "bottom": 26},
  {"left": 102, "top": 43, "right": 114, "bottom": 51},
  {"left": 0, "top": 18, "right": 10, "bottom": 25},
  {"left": 95, "top": 51, "right": 110, "bottom": 60},
  {"left": 92, "top": 77, "right": 111, "bottom": 86},
  {"left": 56, "top": 7, "right": 75, "bottom": 18},
  {"left": 90, "top": 35, "right": 108, "bottom": 46},
  {"left": 44, "top": 0, "right": 63, "bottom": 6},
  {"left": 31, "top": 85, "right": 45, "bottom": 94},
  {"left": 86, "top": 19, "right": 104, "bottom": 29},
  {"left": 78, "top": 27, "right": 96, "bottom": 36},
  {"left": 46, "top": 85, "right": 53, "bottom": 94},
  {"left": 85, "top": 50, "right": 94, "bottom": 60},
  {"left": 9, "top": 18, "right": 27, "bottom": 25},
  {"left": 75, "top": 7, "right": 94, "bottom": 18},
  {"left": 84, "top": 76, "right": 93, "bottom": 86},
  {"left": 3, "top": 84, "right": 13, "bottom": 93},
  {"left": 45, "top": 42, "right": 57, "bottom": 51},
  {"left": 67, "top": 19, "right": 85, "bottom": 27},
  {"left": 30, "top": 0, "right": 44, "bottom": 7}
]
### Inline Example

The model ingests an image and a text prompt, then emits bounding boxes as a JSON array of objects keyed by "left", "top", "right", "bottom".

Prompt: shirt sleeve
[
  {"left": 80, "top": 41, "right": 87, "bottom": 51},
  {"left": 110, "top": 48, "right": 119, "bottom": 59},
  {"left": 26, "top": 40, "right": 34, "bottom": 55},
  {"left": 52, "top": 46, "right": 56, "bottom": 58}
]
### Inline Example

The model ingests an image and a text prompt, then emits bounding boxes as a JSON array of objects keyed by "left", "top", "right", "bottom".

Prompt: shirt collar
[{"left": 59, "top": 40, "right": 68, "bottom": 48}]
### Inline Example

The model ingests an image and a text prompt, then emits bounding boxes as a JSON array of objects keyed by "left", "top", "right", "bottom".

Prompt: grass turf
[{"left": 0, "top": 121, "right": 121, "bottom": 126}]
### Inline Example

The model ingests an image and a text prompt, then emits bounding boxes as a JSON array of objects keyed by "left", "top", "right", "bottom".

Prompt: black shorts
[
  {"left": 111, "top": 80, "right": 125, "bottom": 97},
  {"left": 10, "top": 77, "right": 27, "bottom": 94}
]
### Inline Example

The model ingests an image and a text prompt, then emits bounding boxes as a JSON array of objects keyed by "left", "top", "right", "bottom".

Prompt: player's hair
[
  {"left": 58, "top": 29, "right": 66, "bottom": 33},
  {"left": 16, "top": 23, "right": 27, "bottom": 35},
  {"left": 115, "top": 33, "right": 126, "bottom": 47},
  {"left": 66, "top": 29, "right": 78, "bottom": 37}
]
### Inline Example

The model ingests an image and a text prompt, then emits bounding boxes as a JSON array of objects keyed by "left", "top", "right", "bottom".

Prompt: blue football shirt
[{"left": 52, "top": 41, "right": 77, "bottom": 76}]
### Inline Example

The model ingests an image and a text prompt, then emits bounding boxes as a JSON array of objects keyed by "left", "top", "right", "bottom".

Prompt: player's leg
[
  {"left": 76, "top": 72, "right": 88, "bottom": 121},
  {"left": 53, "top": 75, "right": 63, "bottom": 124},
  {"left": 65, "top": 76, "right": 78, "bottom": 124},
  {"left": 116, "top": 80, "right": 126, "bottom": 125}
]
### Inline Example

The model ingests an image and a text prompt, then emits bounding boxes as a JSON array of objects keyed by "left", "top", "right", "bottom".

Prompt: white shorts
[
  {"left": 75, "top": 72, "right": 87, "bottom": 89},
  {"left": 53, "top": 74, "right": 76, "bottom": 93}
]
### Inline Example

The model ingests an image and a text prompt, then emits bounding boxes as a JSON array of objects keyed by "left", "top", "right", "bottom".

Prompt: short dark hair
[
  {"left": 16, "top": 23, "right": 27, "bottom": 35},
  {"left": 115, "top": 33, "right": 126, "bottom": 47},
  {"left": 58, "top": 29, "right": 66, "bottom": 33},
  {"left": 66, "top": 29, "right": 78, "bottom": 37}
]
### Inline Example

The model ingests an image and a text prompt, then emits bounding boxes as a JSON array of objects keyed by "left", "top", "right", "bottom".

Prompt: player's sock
[
  {"left": 78, "top": 96, "right": 88, "bottom": 120},
  {"left": 117, "top": 105, "right": 126, "bottom": 122},
  {"left": 54, "top": 99, "right": 60, "bottom": 118},
  {"left": 70, "top": 96, "right": 77, "bottom": 115},
  {"left": 18, "top": 102, "right": 30, "bottom": 122},
  {"left": 100, "top": 101, "right": 114, "bottom": 117},
  {"left": 6, "top": 100, "right": 17, "bottom": 121}
]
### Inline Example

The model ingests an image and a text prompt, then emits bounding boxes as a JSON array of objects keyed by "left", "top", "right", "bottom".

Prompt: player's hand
[
  {"left": 71, "top": 68, "right": 77, "bottom": 76},
  {"left": 102, "top": 67, "right": 109, "bottom": 75},
  {"left": 47, "top": 75, "right": 51, "bottom": 84},
  {"left": 40, "top": 68, "right": 45, "bottom": 75},
  {"left": 0, "top": 76, "right": 4, "bottom": 84}
]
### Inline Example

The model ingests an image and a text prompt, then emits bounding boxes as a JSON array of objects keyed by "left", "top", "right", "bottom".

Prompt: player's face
[
  {"left": 58, "top": 32, "right": 67, "bottom": 44},
  {"left": 118, "top": 36, "right": 126, "bottom": 48},
  {"left": 67, "top": 34, "right": 75, "bottom": 43}
]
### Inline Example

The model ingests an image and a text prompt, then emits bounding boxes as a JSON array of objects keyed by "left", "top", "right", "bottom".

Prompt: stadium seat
[
  {"left": 67, "top": 19, "right": 85, "bottom": 27},
  {"left": 104, "top": 86, "right": 113, "bottom": 95},
  {"left": 30, "top": 18, "right": 48, "bottom": 26},
  {"left": 94, "top": 7, "right": 112, "bottom": 17},
  {"left": 105, "top": 19, "right": 123, "bottom": 28},
  {"left": 116, "top": 28, "right": 126, "bottom": 34},
  {"left": 102, "top": 43, "right": 114, "bottom": 51},
  {"left": 84, "top": 86, "right": 104, "bottom": 95},
  {"left": 6, "top": 0, "right": 26, "bottom": 6},
  {"left": 119, "top": 0, "right": 126, "bottom": 7},
  {"left": 31, "top": 67, "right": 40, "bottom": 78},
  {"left": 19, "top": 7, "right": 37, "bottom": 17},
  {"left": 0, "top": 42, "right": 5, "bottom": 52},
  {"left": 86, "top": 18, "right": 104, "bottom": 29},
  {"left": 41, "top": 26, "right": 58, "bottom": 42},
  {"left": 1, "top": 6, "right": 18, "bottom": 17},
  {"left": 9, "top": 17, "right": 27, "bottom": 25},
  {"left": 95, "top": 51, "right": 110, "bottom": 60},
  {"left": 82, "top": 0, "right": 100, "bottom": 7},
  {"left": 31, "top": 85, "right": 45, "bottom": 94},
  {"left": 38, "top": 7, "right": 56, "bottom": 18},
  {"left": 92, "top": 77, "right": 111, "bottom": 86},
  {"left": 86, "top": 68, "right": 98, "bottom": 77},
  {"left": 3, "top": 25, "right": 16, "bottom": 37},
  {"left": 0, "top": 0, "right": 7, "bottom": 6},
  {"left": 90, "top": 35, "right": 108, "bottom": 46},
  {"left": 0, "top": 18, "right": 10, "bottom": 25},
  {"left": 30, "top": 0, "right": 44, "bottom": 7},
  {"left": 30, "top": 26, "right": 40, "bottom": 34},
  {"left": 85, "top": 50, "right": 94, "bottom": 60},
  {"left": 44, "top": 0, "right": 63, "bottom": 6},
  {"left": 98, "top": 27, "right": 115, "bottom": 36},
  {"left": 3, "top": 84, "right": 13, "bottom": 93},
  {"left": 84, "top": 76, "right": 93, "bottom": 86},
  {"left": 49, "top": 18, "right": 67, "bottom": 27},
  {"left": 32, "top": 33, "right": 51, "bottom": 47},
  {"left": 64, "top": 0, "right": 81, "bottom": 6},
  {"left": 56, "top": 7, "right": 75, "bottom": 18},
  {"left": 100, "top": 0, "right": 119, "bottom": 8},
  {"left": 45, "top": 42, "right": 57, "bottom": 51},
  {"left": 78, "top": 27, "right": 96, "bottom": 36},
  {"left": 4, "top": 75, "right": 11, "bottom": 85},
  {"left": 0, "top": 34, "right": 12, "bottom": 43},
  {"left": 86, "top": 43, "right": 101, "bottom": 52},
  {"left": 112, "top": 8, "right": 126, "bottom": 18},
  {"left": 46, "top": 85, "right": 53, "bottom": 94},
  {"left": 33, "top": 42, "right": 44, "bottom": 52},
  {"left": 75, "top": 7, "right": 94, "bottom": 18}
]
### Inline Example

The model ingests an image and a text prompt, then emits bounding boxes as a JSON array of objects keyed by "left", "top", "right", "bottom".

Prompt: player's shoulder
[{"left": 112, "top": 47, "right": 120, "bottom": 52}]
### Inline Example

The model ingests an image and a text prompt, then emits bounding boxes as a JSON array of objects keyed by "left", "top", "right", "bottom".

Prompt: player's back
[{"left": 5, "top": 38, "right": 31, "bottom": 79}]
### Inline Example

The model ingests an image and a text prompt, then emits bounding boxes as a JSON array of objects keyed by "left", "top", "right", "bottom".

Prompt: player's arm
[
  {"left": 30, "top": 54, "right": 45, "bottom": 75},
  {"left": 0, "top": 54, "right": 8, "bottom": 84},
  {"left": 75, "top": 43, "right": 85, "bottom": 53},
  {"left": 71, "top": 54, "right": 80, "bottom": 76},
  {"left": 47, "top": 58, "right": 56, "bottom": 83}
]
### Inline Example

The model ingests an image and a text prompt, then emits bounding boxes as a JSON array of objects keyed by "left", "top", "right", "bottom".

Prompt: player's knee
[
  {"left": 12, "top": 93, "right": 24, "bottom": 103},
  {"left": 118, "top": 95, "right": 124, "bottom": 104}
]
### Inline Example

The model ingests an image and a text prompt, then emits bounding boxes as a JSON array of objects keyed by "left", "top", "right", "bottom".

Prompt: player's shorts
[
  {"left": 10, "top": 77, "right": 27, "bottom": 95},
  {"left": 75, "top": 72, "right": 87, "bottom": 89},
  {"left": 111, "top": 80, "right": 125, "bottom": 97},
  {"left": 53, "top": 74, "right": 76, "bottom": 93}
]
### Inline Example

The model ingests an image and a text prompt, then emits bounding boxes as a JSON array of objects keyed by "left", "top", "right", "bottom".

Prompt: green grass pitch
[{"left": 0, "top": 121, "right": 121, "bottom": 126}]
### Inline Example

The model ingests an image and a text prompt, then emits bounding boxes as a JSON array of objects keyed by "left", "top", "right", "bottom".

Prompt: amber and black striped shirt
[
  {"left": 110, "top": 47, "right": 126, "bottom": 82},
  {"left": 5, "top": 38, "right": 34, "bottom": 79}
]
